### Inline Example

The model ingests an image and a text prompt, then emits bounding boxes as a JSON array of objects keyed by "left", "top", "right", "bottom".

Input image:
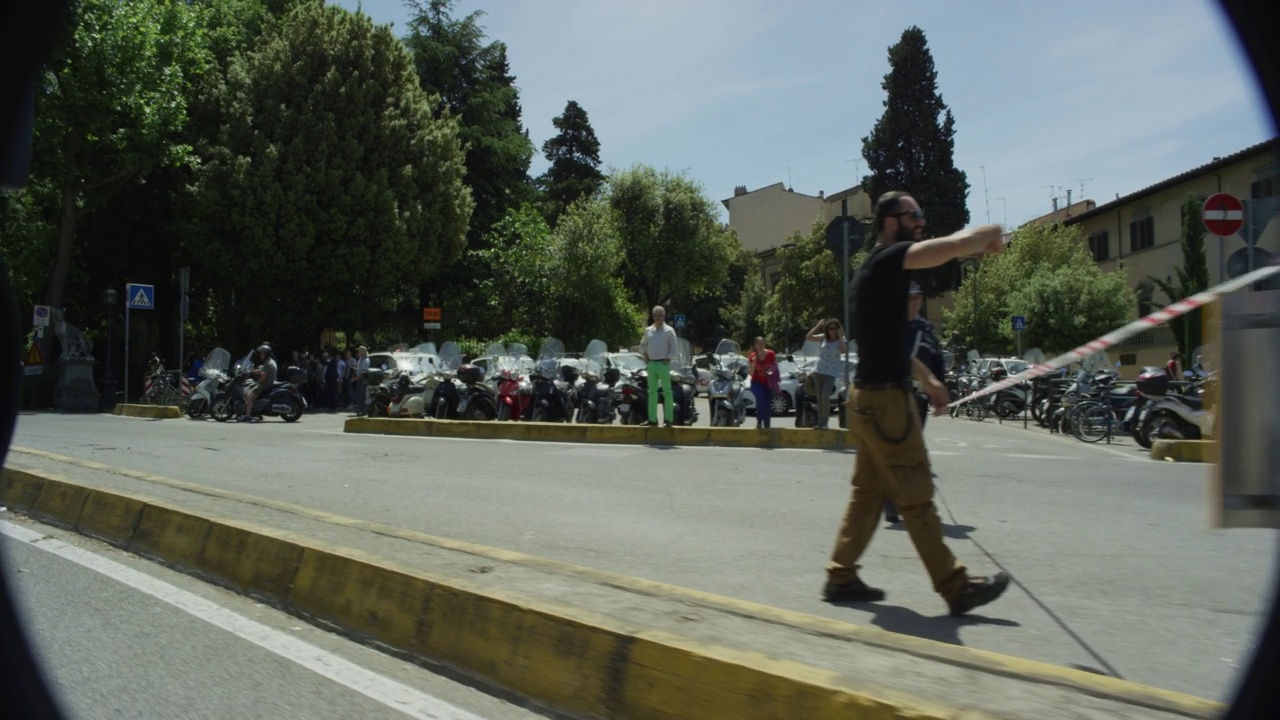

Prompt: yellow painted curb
[
  {"left": 1150, "top": 440, "right": 1219, "bottom": 463},
  {"left": 3, "top": 449, "right": 1227, "bottom": 719},
  {"left": 345, "top": 416, "right": 852, "bottom": 450},
  {"left": 112, "top": 403, "right": 182, "bottom": 419},
  {"left": 0, "top": 468, "right": 973, "bottom": 720}
]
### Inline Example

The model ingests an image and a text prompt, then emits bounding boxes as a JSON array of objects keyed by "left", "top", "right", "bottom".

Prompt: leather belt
[{"left": 853, "top": 381, "right": 911, "bottom": 391}]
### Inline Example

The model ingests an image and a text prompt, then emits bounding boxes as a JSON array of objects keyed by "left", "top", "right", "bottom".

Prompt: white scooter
[{"left": 186, "top": 347, "right": 231, "bottom": 419}]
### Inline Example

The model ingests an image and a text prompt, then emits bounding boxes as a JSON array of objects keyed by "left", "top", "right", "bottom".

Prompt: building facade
[
  {"left": 722, "top": 182, "right": 872, "bottom": 290},
  {"left": 1061, "top": 139, "right": 1279, "bottom": 374}
]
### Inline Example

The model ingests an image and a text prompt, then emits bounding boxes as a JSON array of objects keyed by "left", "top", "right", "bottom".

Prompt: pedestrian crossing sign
[
  {"left": 25, "top": 341, "right": 43, "bottom": 366},
  {"left": 126, "top": 283, "right": 155, "bottom": 310}
]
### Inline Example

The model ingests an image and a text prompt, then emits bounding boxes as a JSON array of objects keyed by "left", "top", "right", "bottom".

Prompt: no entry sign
[{"left": 1203, "top": 193, "right": 1245, "bottom": 237}]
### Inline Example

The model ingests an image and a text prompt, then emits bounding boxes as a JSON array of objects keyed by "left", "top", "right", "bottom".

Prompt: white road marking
[
  {"left": 1003, "top": 453, "right": 1079, "bottom": 460},
  {"left": 928, "top": 450, "right": 964, "bottom": 456},
  {"left": 933, "top": 438, "right": 968, "bottom": 447},
  {"left": 0, "top": 521, "right": 486, "bottom": 720}
]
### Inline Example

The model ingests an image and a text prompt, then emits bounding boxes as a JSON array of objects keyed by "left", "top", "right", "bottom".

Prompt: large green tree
[
  {"left": 761, "top": 219, "right": 865, "bottom": 351},
  {"left": 1149, "top": 194, "right": 1211, "bottom": 359},
  {"left": 185, "top": 1, "right": 472, "bottom": 350},
  {"left": 943, "top": 222, "right": 1133, "bottom": 355},
  {"left": 11, "top": 0, "right": 210, "bottom": 314},
  {"left": 861, "top": 26, "right": 969, "bottom": 296},
  {"left": 606, "top": 165, "right": 733, "bottom": 312},
  {"left": 538, "top": 100, "right": 605, "bottom": 226},
  {"left": 403, "top": 0, "right": 533, "bottom": 247}
]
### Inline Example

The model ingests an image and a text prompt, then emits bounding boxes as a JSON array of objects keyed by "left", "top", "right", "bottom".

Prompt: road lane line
[
  {"left": 1003, "top": 454, "right": 1079, "bottom": 460},
  {"left": 0, "top": 521, "right": 487, "bottom": 720}
]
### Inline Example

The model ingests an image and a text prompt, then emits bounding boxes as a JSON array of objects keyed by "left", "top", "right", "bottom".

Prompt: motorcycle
[
  {"left": 793, "top": 367, "right": 821, "bottom": 428},
  {"left": 705, "top": 339, "right": 748, "bottom": 427},
  {"left": 428, "top": 342, "right": 466, "bottom": 419},
  {"left": 1138, "top": 346, "right": 1215, "bottom": 445},
  {"left": 491, "top": 342, "right": 532, "bottom": 422},
  {"left": 211, "top": 351, "right": 306, "bottom": 423},
  {"left": 668, "top": 338, "right": 700, "bottom": 426},
  {"left": 575, "top": 339, "right": 620, "bottom": 425},
  {"left": 186, "top": 347, "right": 231, "bottom": 419},
  {"left": 529, "top": 337, "right": 575, "bottom": 422}
]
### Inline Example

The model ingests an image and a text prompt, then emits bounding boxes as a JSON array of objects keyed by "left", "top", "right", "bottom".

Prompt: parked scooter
[
  {"left": 706, "top": 339, "right": 748, "bottom": 427},
  {"left": 529, "top": 337, "right": 575, "bottom": 422},
  {"left": 1138, "top": 345, "right": 1214, "bottom": 445},
  {"left": 488, "top": 340, "right": 529, "bottom": 420},
  {"left": 186, "top": 347, "right": 231, "bottom": 419},
  {"left": 668, "top": 338, "right": 700, "bottom": 426},
  {"left": 576, "top": 339, "right": 620, "bottom": 424},
  {"left": 428, "top": 342, "right": 466, "bottom": 419}
]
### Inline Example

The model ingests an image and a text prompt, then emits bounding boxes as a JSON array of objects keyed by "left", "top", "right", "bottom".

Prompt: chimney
[
  {"left": 1052, "top": 197, "right": 1059, "bottom": 212},
  {"left": 734, "top": 185, "right": 748, "bottom": 196},
  {"left": 818, "top": 190, "right": 824, "bottom": 199},
  {"left": 1066, "top": 189, "right": 1072, "bottom": 217}
]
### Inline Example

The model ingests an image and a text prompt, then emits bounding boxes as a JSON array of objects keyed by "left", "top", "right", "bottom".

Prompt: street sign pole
[
  {"left": 178, "top": 266, "right": 189, "bottom": 375},
  {"left": 124, "top": 302, "right": 130, "bottom": 403}
]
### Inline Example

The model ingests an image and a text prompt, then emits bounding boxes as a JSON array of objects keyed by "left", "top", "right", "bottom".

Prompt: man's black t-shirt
[{"left": 851, "top": 242, "right": 911, "bottom": 384}]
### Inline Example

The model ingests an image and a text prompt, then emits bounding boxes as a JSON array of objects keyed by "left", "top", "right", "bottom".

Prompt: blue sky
[{"left": 335, "top": 0, "right": 1274, "bottom": 228}]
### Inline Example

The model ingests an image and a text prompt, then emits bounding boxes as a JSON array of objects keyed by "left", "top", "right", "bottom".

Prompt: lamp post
[{"left": 102, "top": 288, "right": 117, "bottom": 411}]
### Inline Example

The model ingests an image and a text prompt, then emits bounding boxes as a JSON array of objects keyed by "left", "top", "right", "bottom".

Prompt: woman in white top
[{"left": 806, "top": 319, "right": 848, "bottom": 429}]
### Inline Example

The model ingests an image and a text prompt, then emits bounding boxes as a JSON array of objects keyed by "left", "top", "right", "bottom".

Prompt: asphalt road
[
  {"left": 6, "top": 409, "right": 1278, "bottom": 702},
  {"left": 0, "top": 515, "right": 550, "bottom": 720}
]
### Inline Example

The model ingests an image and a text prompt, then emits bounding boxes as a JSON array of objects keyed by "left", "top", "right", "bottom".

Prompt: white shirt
[
  {"left": 815, "top": 336, "right": 846, "bottom": 378},
  {"left": 641, "top": 324, "right": 678, "bottom": 361},
  {"left": 356, "top": 356, "right": 370, "bottom": 376}
]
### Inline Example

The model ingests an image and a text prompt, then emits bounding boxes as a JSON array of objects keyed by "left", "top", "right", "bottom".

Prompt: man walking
[
  {"left": 823, "top": 190, "right": 1011, "bottom": 617},
  {"left": 640, "top": 305, "right": 677, "bottom": 427},
  {"left": 353, "top": 346, "right": 370, "bottom": 415}
]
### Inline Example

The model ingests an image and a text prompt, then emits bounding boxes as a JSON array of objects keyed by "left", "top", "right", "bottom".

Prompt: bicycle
[{"left": 142, "top": 361, "right": 187, "bottom": 409}]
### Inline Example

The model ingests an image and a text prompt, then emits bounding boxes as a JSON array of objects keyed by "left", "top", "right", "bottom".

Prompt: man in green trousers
[{"left": 640, "top": 305, "right": 677, "bottom": 427}]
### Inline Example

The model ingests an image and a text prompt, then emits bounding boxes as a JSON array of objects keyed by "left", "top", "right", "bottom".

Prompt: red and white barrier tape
[{"left": 947, "top": 261, "right": 1280, "bottom": 408}]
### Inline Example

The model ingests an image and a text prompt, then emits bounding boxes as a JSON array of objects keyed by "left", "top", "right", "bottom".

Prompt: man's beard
[{"left": 894, "top": 223, "right": 917, "bottom": 244}]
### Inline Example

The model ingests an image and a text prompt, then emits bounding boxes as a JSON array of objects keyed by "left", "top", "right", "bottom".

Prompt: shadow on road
[
  {"left": 860, "top": 602, "right": 1021, "bottom": 646},
  {"left": 885, "top": 522, "right": 977, "bottom": 540}
]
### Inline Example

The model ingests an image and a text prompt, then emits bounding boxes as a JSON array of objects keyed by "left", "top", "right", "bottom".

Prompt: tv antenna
[
  {"left": 844, "top": 157, "right": 862, "bottom": 185},
  {"left": 1075, "top": 178, "right": 1092, "bottom": 200},
  {"left": 981, "top": 166, "right": 992, "bottom": 224}
]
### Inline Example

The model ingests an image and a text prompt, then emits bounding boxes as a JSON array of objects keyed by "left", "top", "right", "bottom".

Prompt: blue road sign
[
  {"left": 1012, "top": 315, "right": 1026, "bottom": 333},
  {"left": 673, "top": 314, "right": 687, "bottom": 330},
  {"left": 126, "top": 283, "right": 155, "bottom": 310}
]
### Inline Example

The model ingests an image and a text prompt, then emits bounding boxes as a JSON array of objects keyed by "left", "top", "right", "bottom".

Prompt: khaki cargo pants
[{"left": 827, "top": 386, "right": 968, "bottom": 600}]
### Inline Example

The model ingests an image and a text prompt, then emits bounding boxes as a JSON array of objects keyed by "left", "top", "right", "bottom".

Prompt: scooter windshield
[
  {"left": 202, "top": 348, "right": 231, "bottom": 377},
  {"left": 437, "top": 342, "right": 463, "bottom": 371},
  {"left": 582, "top": 339, "right": 609, "bottom": 380}
]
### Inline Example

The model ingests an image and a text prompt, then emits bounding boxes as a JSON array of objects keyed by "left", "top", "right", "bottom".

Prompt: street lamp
[{"left": 102, "top": 288, "right": 117, "bottom": 411}]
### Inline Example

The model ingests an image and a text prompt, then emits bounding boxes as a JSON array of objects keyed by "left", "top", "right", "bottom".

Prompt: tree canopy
[
  {"left": 943, "top": 222, "right": 1133, "bottom": 355},
  {"left": 861, "top": 26, "right": 969, "bottom": 296},
  {"left": 184, "top": 1, "right": 472, "bottom": 350},
  {"left": 538, "top": 100, "right": 605, "bottom": 226}
]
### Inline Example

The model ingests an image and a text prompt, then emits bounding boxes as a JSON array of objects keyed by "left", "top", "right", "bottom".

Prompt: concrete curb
[
  {"left": 1150, "top": 440, "right": 1219, "bottom": 463},
  {"left": 1, "top": 468, "right": 970, "bottom": 720},
  {"left": 112, "top": 404, "right": 182, "bottom": 419},
  {"left": 345, "top": 416, "right": 853, "bottom": 450},
  {"left": 0, "top": 462, "right": 1226, "bottom": 720}
]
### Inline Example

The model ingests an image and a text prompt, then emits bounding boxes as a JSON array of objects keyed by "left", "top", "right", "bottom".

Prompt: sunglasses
[{"left": 890, "top": 209, "right": 925, "bottom": 221}]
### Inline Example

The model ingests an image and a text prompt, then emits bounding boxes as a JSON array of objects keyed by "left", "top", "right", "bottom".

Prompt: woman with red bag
[{"left": 748, "top": 336, "right": 780, "bottom": 429}]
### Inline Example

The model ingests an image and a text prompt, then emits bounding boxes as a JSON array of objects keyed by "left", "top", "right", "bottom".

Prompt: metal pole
[
  {"left": 124, "top": 303, "right": 130, "bottom": 403},
  {"left": 178, "top": 266, "right": 189, "bottom": 375},
  {"left": 842, "top": 218, "right": 850, "bottom": 383}
]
